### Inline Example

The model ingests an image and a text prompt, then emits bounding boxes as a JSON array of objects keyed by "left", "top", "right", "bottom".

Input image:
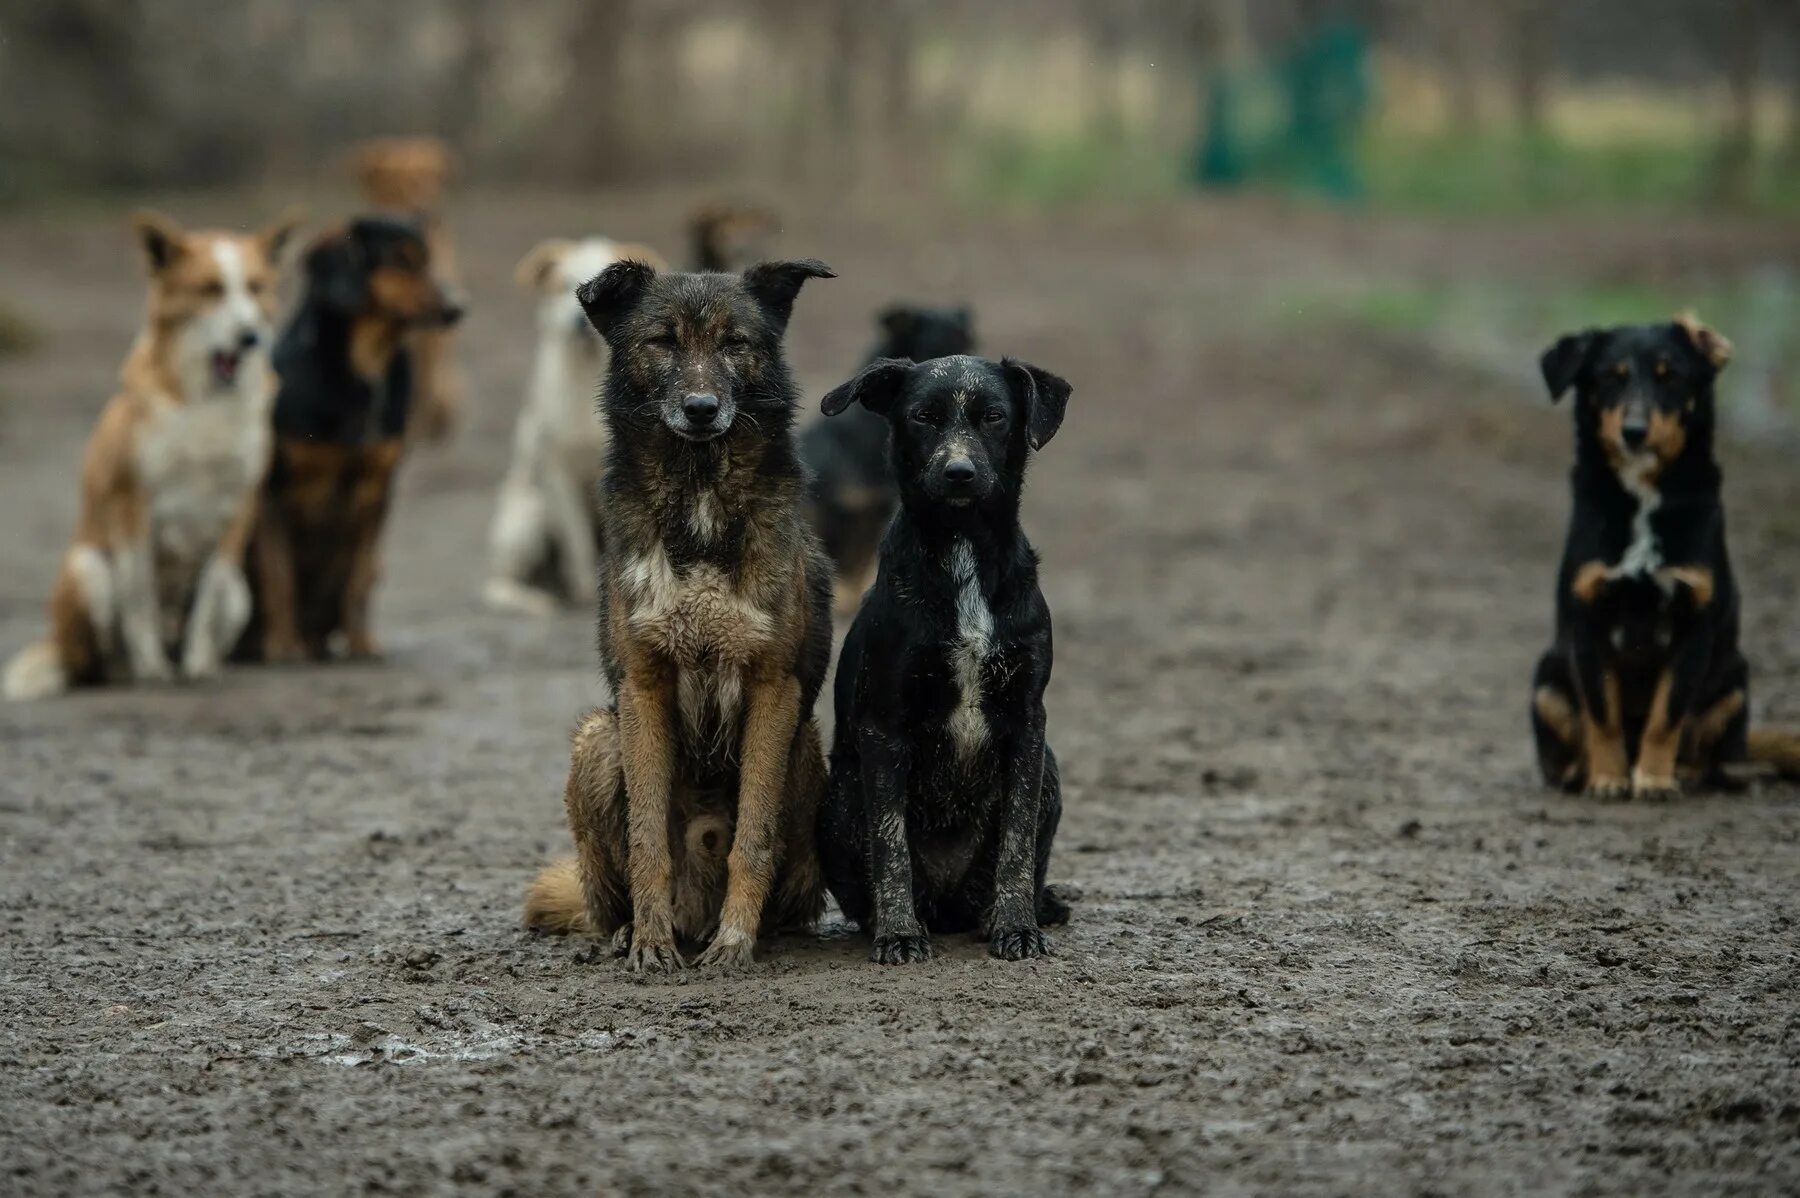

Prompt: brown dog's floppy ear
[
  {"left": 258, "top": 207, "right": 305, "bottom": 267},
  {"left": 576, "top": 258, "right": 656, "bottom": 342},
  {"left": 1539, "top": 330, "right": 1597, "bottom": 403},
  {"left": 132, "top": 210, "right": 186, "bottom": 273},
  {"left": 514, "top": 239, "right": 575, "bottom": 292},
  {"left": 742, "top": 258, "right": 835, "bottom": 334},
  {"left": 1673, "top": 311, "right": 1732, "bottom": 372},
  {"left": 1003, "top": 358, "right": 1073, "bottom": 450},
  {"left": 821, "top": 357, "right": 912, "bottom": 418}
]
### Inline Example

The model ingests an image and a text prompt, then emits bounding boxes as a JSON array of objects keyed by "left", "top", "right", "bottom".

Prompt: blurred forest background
[{"left": 2, "top": 0, "right": 1798, "bottom": 214}]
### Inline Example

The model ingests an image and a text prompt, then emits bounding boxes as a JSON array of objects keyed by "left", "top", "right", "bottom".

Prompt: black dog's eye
[
  {"left": 647, "top": 330, "right": 678, "bottom": 349},
  {"left": 722, "top": 332, "right": 751, "bottom": 352},
  {"left": 909, "top": 406, "right": 940, "bottom": 427},
  {"left": 981, "top": 408, "right": 1007, "bottom": 427}
]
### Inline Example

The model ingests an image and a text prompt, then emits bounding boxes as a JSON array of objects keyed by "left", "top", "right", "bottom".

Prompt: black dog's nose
[
  {"left": 236, "top": 328, "right": 261, "bottom": 351},
  {"left": 683, "top": 393, "right": 721, "bottom": 425},
  {"left": 1621, "top": 421, "right": 1649, "bottom": 450},
  {"left": 943, "top": 457, "right": 976, "bottom": 484}
]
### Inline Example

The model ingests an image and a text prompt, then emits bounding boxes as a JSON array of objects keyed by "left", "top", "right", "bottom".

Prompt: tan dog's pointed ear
[
  {"left": 259, "top": 206, "right": 306, "bottom": 266},
  {"left": 1674, "top": 311, "right": 1732, "bottom": 371},
  {"left": 610, "top": 242, "right": 668, "bottom": 272},
  {"left": 131, "top": 210, "right": 186, "bottom": 273},
  {"left": 515, "top": 239, "right": 576, "bottom": 291}
]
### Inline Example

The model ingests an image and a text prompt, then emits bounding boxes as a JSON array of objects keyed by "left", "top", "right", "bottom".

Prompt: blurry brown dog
[
  {"left": 3, "top": 210, "right": 299, "bottom": 700},
  {"left": 355, "top": 136, "right": 465, "bottom": 442},
  {"left": 239, "top": 217, "right": 462, "bottom": 663},
  {"left": 687, "top": 202, "right": 779, "bottom": 273}
]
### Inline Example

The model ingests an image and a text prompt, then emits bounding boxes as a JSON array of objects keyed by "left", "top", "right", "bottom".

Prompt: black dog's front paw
[
  {"left": 870, "top": 931, "right": 933, "bottom": 965},
  {"left": 990, "top": 925, "right": 1048, "bottom": 961}
]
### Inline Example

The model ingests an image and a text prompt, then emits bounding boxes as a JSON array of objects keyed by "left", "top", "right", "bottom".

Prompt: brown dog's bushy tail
[
  {"left": 522, "top": 858, "right": 589, "bottom": 934},
  {"left": 1747, "top": 729, "right": 1800, "bottom": 779}
]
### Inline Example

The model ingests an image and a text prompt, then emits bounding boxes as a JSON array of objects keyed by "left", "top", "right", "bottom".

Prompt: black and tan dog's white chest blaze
[
  {"left": 1529, "top": 314, "right": 1800, "bottom": 797},
  {"left": 814, "top": 353, "right": 1076, "bottom": 964},
  {"left": 522, "top": 256, "right": 836, "bottom": 972}
]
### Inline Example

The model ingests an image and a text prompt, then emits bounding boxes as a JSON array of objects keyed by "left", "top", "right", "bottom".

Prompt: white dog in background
[{"left": 484, "top": 237, "right": 665, "bottom": 615}]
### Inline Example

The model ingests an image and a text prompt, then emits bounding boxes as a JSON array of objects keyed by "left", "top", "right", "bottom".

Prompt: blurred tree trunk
[
  {"left": 1506, "top": 0, "right": 1549, "bottom": 140},
  {"left": 553, "top": 0, "right": 637, "bottom": 183},
  {"left": 1709, "top": 0, "right": 1763, "bottom": 209},
  {"left": 439, "top": 0, "right": 498, "bottom": 155}
]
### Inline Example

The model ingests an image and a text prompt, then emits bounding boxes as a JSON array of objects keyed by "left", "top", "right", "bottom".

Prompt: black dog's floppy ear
[
  {"left": 742, "top": 258, "right": 835, "bottom": 333},
  {"left": 1003, "top": 358, "right": 1073, "bottom": 451},
  {"left": 303, "top": 225, "right": 369, "bottom": 313},
  {"left": 1673, "top": 311, "right": 1732, "bottom": 373},
  {"left": 821, "top": 357, "right": 912, "bottom": 418},
  {"left": 1539, "top": 329, "right": 1598, "bottom": 403},
  {"left": 576, "top": 258, "right": 656, "bottom": 342}
]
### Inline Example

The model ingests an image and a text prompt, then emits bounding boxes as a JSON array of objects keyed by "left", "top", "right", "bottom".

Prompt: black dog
[
  {"left": 1529, "top": 314, "right": 1799, "bottom": 796},
  {"left": 816, "top": 353, "right": 1073, "bottom": 963},
  {"left": 801, "top": 305, "right": 975, "bottom": 612},
  {"left": 240, "top": 216, "right": 461, "bottom": 662}
]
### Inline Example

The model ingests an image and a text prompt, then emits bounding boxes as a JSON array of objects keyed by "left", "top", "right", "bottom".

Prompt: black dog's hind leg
[
  {"left": 857, "top": 723, "right": 931, "bottom": 964},
  {"left": 817, "top": 757, "right": 874, "bottom": 928},
  {"left": 1531, "top": 650, "right": 1583, "bottom": 792},
  {"left": 1034, "top": 746, "right": 1070, "bottom": 927}
]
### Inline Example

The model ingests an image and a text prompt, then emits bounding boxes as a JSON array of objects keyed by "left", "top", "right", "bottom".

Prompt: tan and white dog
[
  {"left": 483, "top": 237, "right": 665, "bottom": 614},
  {"left": 3, "top": 210, "right": 299, "bottom": 700}
]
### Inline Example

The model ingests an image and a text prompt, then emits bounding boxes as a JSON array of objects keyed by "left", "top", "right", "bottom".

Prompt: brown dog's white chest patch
[{"left": 624, "top": 543, "right": 772, "bottom": 666}]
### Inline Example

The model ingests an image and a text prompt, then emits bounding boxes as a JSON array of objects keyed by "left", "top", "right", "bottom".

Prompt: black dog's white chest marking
[
  {"left": 945, "top": 539, "right": 993, "bottom": 763},
  {"left": 1611, "top": 457, "right": 1663, "bottom": 579}
]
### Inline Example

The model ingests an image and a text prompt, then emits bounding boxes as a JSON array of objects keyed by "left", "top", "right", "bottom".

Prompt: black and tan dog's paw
[
  {"left": 1584, "top": 774, "right": 1631, "bottom": 800},
  {"left": 1630, "top": 769, "right": 1681, "bottom": 801},
  {"left": 989, "top": 926, "right": 1048, "bottom": 961},
  {"left": 870, "top": 932, "right": 932, "bottom": 965}
]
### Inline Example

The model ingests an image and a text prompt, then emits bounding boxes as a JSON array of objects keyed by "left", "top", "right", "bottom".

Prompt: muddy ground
[{"left": 2, "top": 192, "right": 1798, "bottom": 1197}]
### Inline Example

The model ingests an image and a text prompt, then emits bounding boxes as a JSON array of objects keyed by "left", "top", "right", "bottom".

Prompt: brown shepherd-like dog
[{"left": 522, "top": 256, "right": 835, "bottom": 971}]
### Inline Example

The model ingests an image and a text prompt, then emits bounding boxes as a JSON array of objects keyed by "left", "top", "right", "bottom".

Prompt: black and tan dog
[
  {"left": 522, "top": 257, "right": 836, "bottom": 971},
  {"left": 801, "top": 304, "right": 976, "bottom": 612},
  {"left": 816, "top": 353, "right": 1074, "bottom": 963},
  {"left": 239, "top": 217, "right": 462, "bottom": 662},
  {"left": 1530, "top": 315, "right": 1800, "bottom": 797}
]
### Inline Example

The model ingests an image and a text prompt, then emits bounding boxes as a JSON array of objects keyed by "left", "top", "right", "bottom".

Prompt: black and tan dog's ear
[
  {"left": 1539, "top": 330, "right": 1597, "bottom": 402},
  {"left": 1003, "top": 358, "right": 1073, "bottom": 450},
  {"left": 303, "top": 226, "right": 369, "bottom": 313},
  {"left": 258, "top": 207, "right": 305, "bottom": 267},
  {"left": 131, "top": 210, "right": 187, "bottom": 273},
  {"left": 1674, "top": 311, "right": 1732, "bottom": 372},
  {"left": 576, "top": 258, "right": 656, "bottom": 341},
  {"left": 821, "top": 357, "right": 912, "bottom": 417},
  {"left": 514, "top": 239, "right": 575, "bottom": 292},
  {"left": 742, "top": 258, "right": 835, "bottom": 333}
]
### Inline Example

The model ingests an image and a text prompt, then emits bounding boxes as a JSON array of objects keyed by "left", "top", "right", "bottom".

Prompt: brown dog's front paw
[
  {"left": 1584, "top": 773, "right": 1631, "bottom": 800},
  {"left": 623, "top": 921, "right": 684, "bottom": 974},
  {"left": 262, "top": 636, "right": 307, "bottom": 665},
  {"left": 870, "top": 931, "right": 932, "bottom": 965},
  {"left": 989, "top": 926, "right": 1048, "bottom": 962},
  {"left": 1631, "top": 769, "right": 1681, "bottom": 801},
  {"left": 696, "top": 926, "right": 756, "bottom": 970}
]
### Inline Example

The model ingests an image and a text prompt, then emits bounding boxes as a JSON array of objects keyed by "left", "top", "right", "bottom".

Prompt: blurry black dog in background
[
  {"left": 816, "top": 352, "right": 1072, "bottom": 964},
  {"left": 801, "top": 304, "right": 974, "bottom": 612}
]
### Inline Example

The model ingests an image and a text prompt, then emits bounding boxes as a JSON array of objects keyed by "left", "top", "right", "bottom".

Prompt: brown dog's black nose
[
  {"left": 236, "top": 329, "right": 261, "bottom": 351},
  {"left": 683, "top": 393, "right": 720, "bottom": 425},
  {"left": 1621, "top": 421, "right": 1649, "bottom": 450},
  {"left": 943, "top": 457, "right": 976, "bottom": 484}
]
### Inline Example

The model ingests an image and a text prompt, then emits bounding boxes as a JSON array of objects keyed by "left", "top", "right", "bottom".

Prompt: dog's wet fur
[
  {"left": 240, "top": 216, "right": 461, "bottom": 662},
  {"left": 802, "top": 304, "right": 976, "bottom": 612},
  {"left": 1526, "top": 315, "right": 1788, "bottom": 798},
  {"left": 815, "top": 353, "right": 1074, "bottom": 963},
  {"left": 521, "top": 256, "right": 836, "bottom": 972}
]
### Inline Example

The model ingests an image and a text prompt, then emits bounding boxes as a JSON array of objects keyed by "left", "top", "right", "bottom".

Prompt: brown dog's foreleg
[
  {"left": 251, "top": 505, "right": 307, "bottom": 664},
  {"left": 618, "top": 655, "right": 683, "bottom": 972},
  {"left": 766, "top": 719, "right": 828, "bottom": 934},
  {"left": 701, "top": 671, "right": 801, "bottom": 968}
]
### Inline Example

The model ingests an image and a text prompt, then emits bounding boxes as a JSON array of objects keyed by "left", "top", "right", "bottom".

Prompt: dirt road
[{"left": 2, "top": 192, "right": 1798, "bottom": 1196}]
